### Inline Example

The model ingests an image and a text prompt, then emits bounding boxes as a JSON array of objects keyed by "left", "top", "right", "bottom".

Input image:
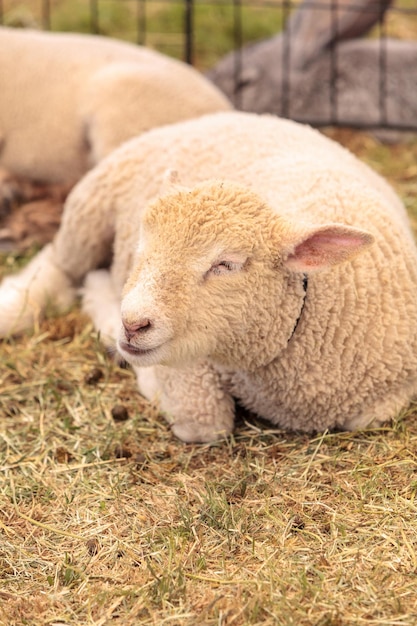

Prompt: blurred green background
[{"left": 2, "top": 0, "right": 417, "bottom": 70}]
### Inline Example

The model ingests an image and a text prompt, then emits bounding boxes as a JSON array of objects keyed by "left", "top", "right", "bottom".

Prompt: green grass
[
  {"left": 3, "top": 0, "right": 287, "bottom": 67},
  {"left": 3, "top": 0, "right": 417, "bottom": 70}
]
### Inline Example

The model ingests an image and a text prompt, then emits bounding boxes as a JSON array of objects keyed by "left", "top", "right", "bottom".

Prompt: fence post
[
  {"left": 184, "top": 0, "right": 194, "bottom": 64},
  {"left": 281, "top": 0, "right": 292, "bottom": 118},
  {"left": 42, "top": 0, "right": 50, "bottom": 30},
  {"left": 329, "top": 0, "right": 339, "bottom": 124},
  {"left": 378, "top": 4, "right": 388, "bottom": 126},
  {"left": 233, "top": 0, "right": 242, "bottom": 109},
  {"left": 137, "top": 0, "right": 147, "bottom": 46},
  {"left": 90, "top": 0, "right": 99, "bottom": 34}
]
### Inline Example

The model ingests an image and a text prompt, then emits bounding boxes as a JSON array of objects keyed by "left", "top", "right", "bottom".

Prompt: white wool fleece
[
  {"left": 1, "top": 111, "right": 417, "bottom": 443},
  {"left": 0, "top": 26, "right": 230, "bottom": 185}
]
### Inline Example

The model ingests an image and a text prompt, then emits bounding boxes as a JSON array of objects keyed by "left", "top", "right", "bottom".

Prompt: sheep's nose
[{"left": 123, "top": 318, "right": 152, "bottom": 340}]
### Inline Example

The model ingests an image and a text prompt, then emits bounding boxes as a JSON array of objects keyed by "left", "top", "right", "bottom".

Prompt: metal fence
[{"left": 1, "top": 0, "right": 417, "bottom": 132}]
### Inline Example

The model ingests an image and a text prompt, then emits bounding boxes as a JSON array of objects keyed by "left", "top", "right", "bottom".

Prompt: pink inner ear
[{"left": 286, "top": 226, "right": 373, "bottom": 271}]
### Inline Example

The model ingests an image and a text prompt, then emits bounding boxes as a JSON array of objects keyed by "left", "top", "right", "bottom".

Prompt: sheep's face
[{"left": 117, "top": 180, "right": 373, "bottom": 369}]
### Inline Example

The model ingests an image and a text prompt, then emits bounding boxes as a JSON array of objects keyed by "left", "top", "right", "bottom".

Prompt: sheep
[
  {"left": 0, "top": 26, "right": 231, "bottom": 225},
  {"left": 1, "top": 111, "right": 417, "bottom": 443}
]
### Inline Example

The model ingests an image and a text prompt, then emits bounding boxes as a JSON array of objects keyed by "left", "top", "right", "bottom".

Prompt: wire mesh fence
[{"left": 1, "top": 1, "right": 417, "bottom": 131}]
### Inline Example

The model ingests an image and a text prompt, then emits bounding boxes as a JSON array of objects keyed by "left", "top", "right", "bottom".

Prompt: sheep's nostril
[{"left": 123, "top": 318, "right": 152, "bottom": 340}]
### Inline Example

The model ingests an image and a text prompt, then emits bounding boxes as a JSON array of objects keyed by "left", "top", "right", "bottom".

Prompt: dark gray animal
[{"left": 208, "top": 0, "right": 417, "bottom": 135}]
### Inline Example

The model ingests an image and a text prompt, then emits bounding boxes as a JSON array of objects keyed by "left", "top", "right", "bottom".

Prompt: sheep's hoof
[{"left": 171, "top": 420, "right": 232, "bottom": 444}]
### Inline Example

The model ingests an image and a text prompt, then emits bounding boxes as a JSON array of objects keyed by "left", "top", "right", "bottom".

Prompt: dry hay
[{"left": 1, "top": 135, "right": 417, "bottom": 625}]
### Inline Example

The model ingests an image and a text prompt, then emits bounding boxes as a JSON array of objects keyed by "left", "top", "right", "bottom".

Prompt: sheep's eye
[{"left": 208, "top": 260, "right": 244, "bottom": 276}]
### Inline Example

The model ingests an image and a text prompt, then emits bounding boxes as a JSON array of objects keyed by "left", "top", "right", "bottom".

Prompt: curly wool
[{"left": 1, "top": 111, "right": 416, "bottom": 442}]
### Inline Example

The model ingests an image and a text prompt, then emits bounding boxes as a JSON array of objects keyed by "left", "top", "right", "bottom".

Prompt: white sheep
[
  {"left": 1, "top": 111, "right": 417, "bottom": 443},
  {"left": 0, "top": 26, "right": 230, "bottom": 188}
]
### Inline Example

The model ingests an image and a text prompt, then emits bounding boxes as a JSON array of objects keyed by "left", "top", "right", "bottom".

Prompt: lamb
[
  {"left": 0, "top": 26, "right": 230, "bottom": 211},
  {"left": 1, "top": 111, "right": 417, "bottom": 443}
]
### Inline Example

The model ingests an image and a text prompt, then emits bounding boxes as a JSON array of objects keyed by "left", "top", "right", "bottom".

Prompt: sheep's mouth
[
  {"left": 116, "top": 340, "right": 172, "bottom": 367},
  {"left": 118, "top": 341, "right": 157, "bottom": 357}
]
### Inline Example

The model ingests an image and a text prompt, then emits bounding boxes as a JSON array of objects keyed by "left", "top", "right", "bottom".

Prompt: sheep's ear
[{"left": 284, "top": 224, "right": 374, "bottom": 272}]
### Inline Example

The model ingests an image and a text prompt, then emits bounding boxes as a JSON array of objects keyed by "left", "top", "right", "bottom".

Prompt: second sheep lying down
[
  {"left": 0, "top": 26, "right": 230, "bottom": 185},
  {"left": 0, "top": 26, "right": 230, "bottom": 249},
  {"left": 1, "top": 111, "right": 417, "bottom": 442}
]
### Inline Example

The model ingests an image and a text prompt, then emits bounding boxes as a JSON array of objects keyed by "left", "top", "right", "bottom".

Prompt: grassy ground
[{"left": 1, "top": 136, "right": 417, "bottom": 626}]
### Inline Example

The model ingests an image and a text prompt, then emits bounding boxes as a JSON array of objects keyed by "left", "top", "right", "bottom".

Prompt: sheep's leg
[
  {"left": 135, "top": 362, "right": 236, "bottom": 443},
  {"left": 343, "top": 383, "right": 416, "bottom": 431},
  {"left": 51, "top": 169, "right": 115, "bottom": 281},
  {"left": 0, "top": 167, "right": 115, "bottom": 337},
  {"left": 81, "top": 269, "right": 121, "bottom": 349},
  {"left": 0, "top": 243, "right": 75, "bottom": 336}
]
